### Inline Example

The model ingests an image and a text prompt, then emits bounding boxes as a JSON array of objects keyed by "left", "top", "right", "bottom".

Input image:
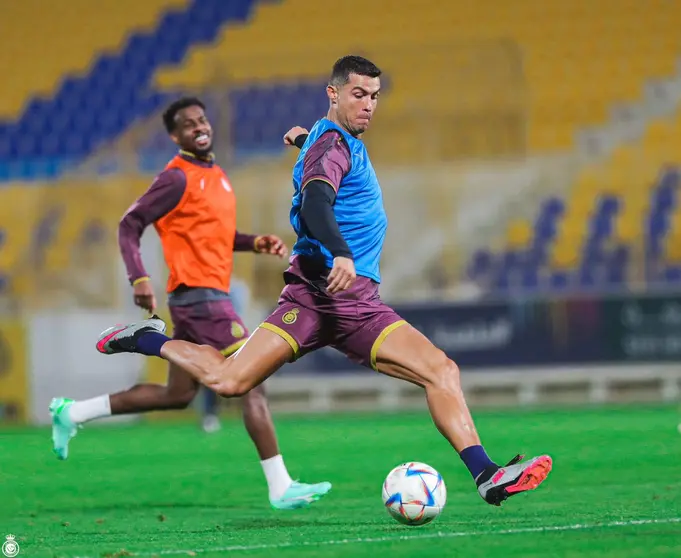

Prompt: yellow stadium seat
[
  {"left": 0, "top": 186, "right": 42, "bottom": 271},
  {"left": 551, "top": 242, "right": 581, "bottom": 269},
  {"left": 552, "top": 99, "right": 681, "bottom": 271},
  {"left": 506, "top": 220, "right": 533, "bottom": 249},
  {"left": 0, "top": 175, "right": 153, "bottom": 308},
  {"left": 1, "top": 0, "right": 188, "bottom": 118},
  {"left": 151, "top": 0, "right": 681, "bottom": 154}
]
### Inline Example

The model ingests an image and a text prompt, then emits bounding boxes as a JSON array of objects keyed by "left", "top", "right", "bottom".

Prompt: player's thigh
[
  {"left": 258, "top": 282, "right": 327, "bottom": 362},
  {"left": 219, "top": 283, "right": 326, "bottom": 394},
  {"left": 374, "top": 323, "right": 457, "bottom": 388},
  {"left": 218, "top": 326, "right": 295, "bottom": 395}
]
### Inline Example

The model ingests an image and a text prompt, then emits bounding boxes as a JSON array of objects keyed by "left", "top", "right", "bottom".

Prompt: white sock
[
  {"left": 261, "top": 454, "right": 293, "bottom": 500},
  {"left": 68, "top": 395, "right": 112, "bottom": 424}
]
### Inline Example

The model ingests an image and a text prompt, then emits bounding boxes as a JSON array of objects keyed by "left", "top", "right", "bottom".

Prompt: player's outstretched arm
[
  {"left": 253, "top": 234, "right": 289, "bottom": 258},
  {"left": 233, "top": 231, "right": 288, "bottom": 258}
]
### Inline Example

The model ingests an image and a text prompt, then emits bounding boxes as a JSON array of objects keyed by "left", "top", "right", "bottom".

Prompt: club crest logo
[
  {"left": 2, "top": 535, "right": 19, "bottom": 557},
  {"left": 230, "top": 321, "right": 245, "bottom": 339},
  {"left": 282, "top": 308, "right": 300, "bottom": 325}
]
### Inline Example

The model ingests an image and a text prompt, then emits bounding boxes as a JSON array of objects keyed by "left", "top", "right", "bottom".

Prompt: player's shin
[
  {"left": 423, "top": 360, "right": 481, "bottom": 450},
  {"left": 423, "top": 371, "right": 497, "bottom": 479},
  {"left": 375, "top": 325, "right": 498, "bottom": 481},
  {"left": 242, "top": 386, "right": 281, "bottom": 460}
]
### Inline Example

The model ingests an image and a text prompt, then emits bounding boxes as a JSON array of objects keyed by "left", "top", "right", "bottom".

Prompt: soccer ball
[{"left": 381, "top": 462, "right": 446, "bottom": 526}]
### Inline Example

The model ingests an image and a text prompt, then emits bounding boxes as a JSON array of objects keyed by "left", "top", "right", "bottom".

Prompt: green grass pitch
[{"left": 2, "top": 404, "right": 680, "bottom": 557}]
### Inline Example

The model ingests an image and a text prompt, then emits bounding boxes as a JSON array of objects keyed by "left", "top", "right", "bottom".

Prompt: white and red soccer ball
[{"left": 382, "top": 462, "right": 447, "bottom": 525}]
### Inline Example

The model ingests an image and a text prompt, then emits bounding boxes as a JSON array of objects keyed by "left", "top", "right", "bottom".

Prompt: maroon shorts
[
  {"left": 260, "top": 256, "right": 406, "bottom": 370},
  {"left": 170, "top": 299, "right": 249, "bottom": 357}
]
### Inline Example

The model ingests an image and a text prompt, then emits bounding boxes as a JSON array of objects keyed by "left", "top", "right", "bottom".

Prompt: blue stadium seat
[
  {"left": 549, "top": 271, "right": 570, "bottom": 292},
  {"left": 663, "top": 266, "right": 681, "bottom": 285},
  {"left": 606, "top": 245, "right": 629, "bottom": 286},
  {"left": 521, "top": 268, "right": 540, "bottom": 291},
  {"left": 578, "top": 266, "right": 599, "bottom": 290},
  {"left": 468, "top": 249, "right": 494, "bottom": 280},
  {"left": 0, "top": 0, "right": 261, "bottom": 181}
]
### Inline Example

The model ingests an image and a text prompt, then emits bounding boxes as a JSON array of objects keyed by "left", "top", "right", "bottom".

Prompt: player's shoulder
[
  {"left": 311, "top": 130, "right": 351, "bottom": 156},
  {"left": 152, "top": 166, "right": 186, "bottom": 188},
  {"left": 212, "top": 161, "right": 228, "bottom": 176},
  {"left": 317, "top": 129, "right": 346, "bottom": 144}
]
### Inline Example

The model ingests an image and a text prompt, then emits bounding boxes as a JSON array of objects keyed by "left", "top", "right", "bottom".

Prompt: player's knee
[
  {"left": 215, "top": 377, "right": 251, "bottom": 398},
  {"left": 423, "top": 350, "right": 460, "bottom": 391},
  {"left": 165, "top": 387, "right": 197, "bottom": 409},
  {"left": 243, "top": 384, "right": 267, "bottom": 406},
  {"left": 241, "top": 385, "right": 268, "bottom": 415}
]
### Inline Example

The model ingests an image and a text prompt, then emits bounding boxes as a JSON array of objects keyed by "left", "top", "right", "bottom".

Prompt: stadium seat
[
  {"left": 473, "top": 93, "right": 681, "bottom": 296},
  {"left": 0, "top": 0, "right": 188, "bottom": 120},
  {"left": 0, "top": 175, "right": 151, "bottom": 307},
  {"left": 4, "top": 0, "right": 681, "bottom": 302},
  {"left": 1, "top": 0, "right": 259, "bottom": 181},
  {"left": 153, "top": 0, "right": 681, "bottom": 156},
  {"left": 3, "top": 0, "right": 681, "bottom": 179}
]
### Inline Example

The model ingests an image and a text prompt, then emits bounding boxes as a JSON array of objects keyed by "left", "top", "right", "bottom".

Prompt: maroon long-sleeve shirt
[{"left": 118, "top": 154, "right": 257, "bottom": 300}]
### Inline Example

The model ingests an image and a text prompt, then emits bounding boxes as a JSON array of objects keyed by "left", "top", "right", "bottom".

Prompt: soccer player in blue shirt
[{"left": 93, "top": 55, "right": 552, "bottom": 506}]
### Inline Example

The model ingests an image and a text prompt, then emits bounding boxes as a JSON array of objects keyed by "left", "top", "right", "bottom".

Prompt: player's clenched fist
[
  {"left": 283, "top": 126, "right": 309, "bottom": 146},
  {"left": 327, "top": 256, "right": 356, "bottom": 294},
  {"left": 255, "top": 234, "right": 289, "bottom": 258},
  {"left": 133, "top": 280, "right": 157, "bottom": 312}
]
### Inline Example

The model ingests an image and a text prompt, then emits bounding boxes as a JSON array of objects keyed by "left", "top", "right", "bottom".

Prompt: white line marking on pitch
[{"left": 84, "top": 517, "right": 680, "bottom": 557}]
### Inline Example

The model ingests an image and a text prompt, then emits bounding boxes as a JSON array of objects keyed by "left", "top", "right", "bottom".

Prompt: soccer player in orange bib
[{"left": 49, "top": 97, "right": 331, "bottom": 510}]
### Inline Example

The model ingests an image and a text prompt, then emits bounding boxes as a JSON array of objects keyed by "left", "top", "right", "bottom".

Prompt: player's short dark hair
[
  {"left": 162, "top": 96, "right": 206, "bottom": 133},
  {"left": 329, "top": 55, "right": 381, "bottom": 87}
]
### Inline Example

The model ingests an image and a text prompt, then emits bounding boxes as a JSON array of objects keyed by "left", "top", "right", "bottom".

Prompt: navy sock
[
  {"left": 136, "top": 331, "right": 171, "bottom": 357},
  {"left": 459, "top": 445, "right": 496, "bottom": 480}
]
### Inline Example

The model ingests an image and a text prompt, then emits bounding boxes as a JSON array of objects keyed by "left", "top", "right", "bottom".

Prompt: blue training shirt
[{"left": 290, "top": 118, "right": 388, "bottom": 283}]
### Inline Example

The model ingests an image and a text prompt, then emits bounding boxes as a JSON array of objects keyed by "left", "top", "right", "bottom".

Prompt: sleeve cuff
[
  {"left": 301, "top": 177, "right": 339, "bottom": 193},
  {"left": 294, "top": 134, "right": 308, "bottom": 149},
  {"left": 132, "top": 276, "right": 150, "bottom": 286}
]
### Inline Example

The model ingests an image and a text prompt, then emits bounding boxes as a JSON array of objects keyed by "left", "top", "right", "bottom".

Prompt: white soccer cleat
[
  {"left": 96, "top": 315, "right": 167, "bottom": 355},
  {"left": 477, "top": 454, "right": 553, "bottom": 506}
]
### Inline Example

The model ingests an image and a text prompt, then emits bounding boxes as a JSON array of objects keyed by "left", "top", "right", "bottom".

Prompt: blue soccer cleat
[
  {"left": 270, "top": 481, "right": 332, "bottom": 510},
  {"left": 49, "top": 397, "right": 78, "bottom": 460}
]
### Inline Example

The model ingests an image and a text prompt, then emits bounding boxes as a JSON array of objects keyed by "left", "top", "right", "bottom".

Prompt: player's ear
[
  {"left": 169, "top": 133, "right": 180, "bottom": 146},
  {"left": 327, "top": 85, "right": 339, "bottom": 105}
]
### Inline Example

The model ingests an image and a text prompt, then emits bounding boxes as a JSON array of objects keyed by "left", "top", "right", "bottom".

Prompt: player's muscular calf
[
  {"left": 241, "top": 384, "right": 281, "bottom": 460},
  {"left": 374, "top": 324, "right": 481, "bottom": 451},
  {"left": 109, "top": 363, "right": 198, "bottom": 413}
]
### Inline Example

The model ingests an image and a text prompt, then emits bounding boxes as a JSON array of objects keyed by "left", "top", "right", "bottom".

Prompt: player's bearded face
[
  {"left": 173, "top": 106, "right": 213, "bottom": 156},
  {"left": 330, "top": 74, "right": 380, "bottom": 137}
]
